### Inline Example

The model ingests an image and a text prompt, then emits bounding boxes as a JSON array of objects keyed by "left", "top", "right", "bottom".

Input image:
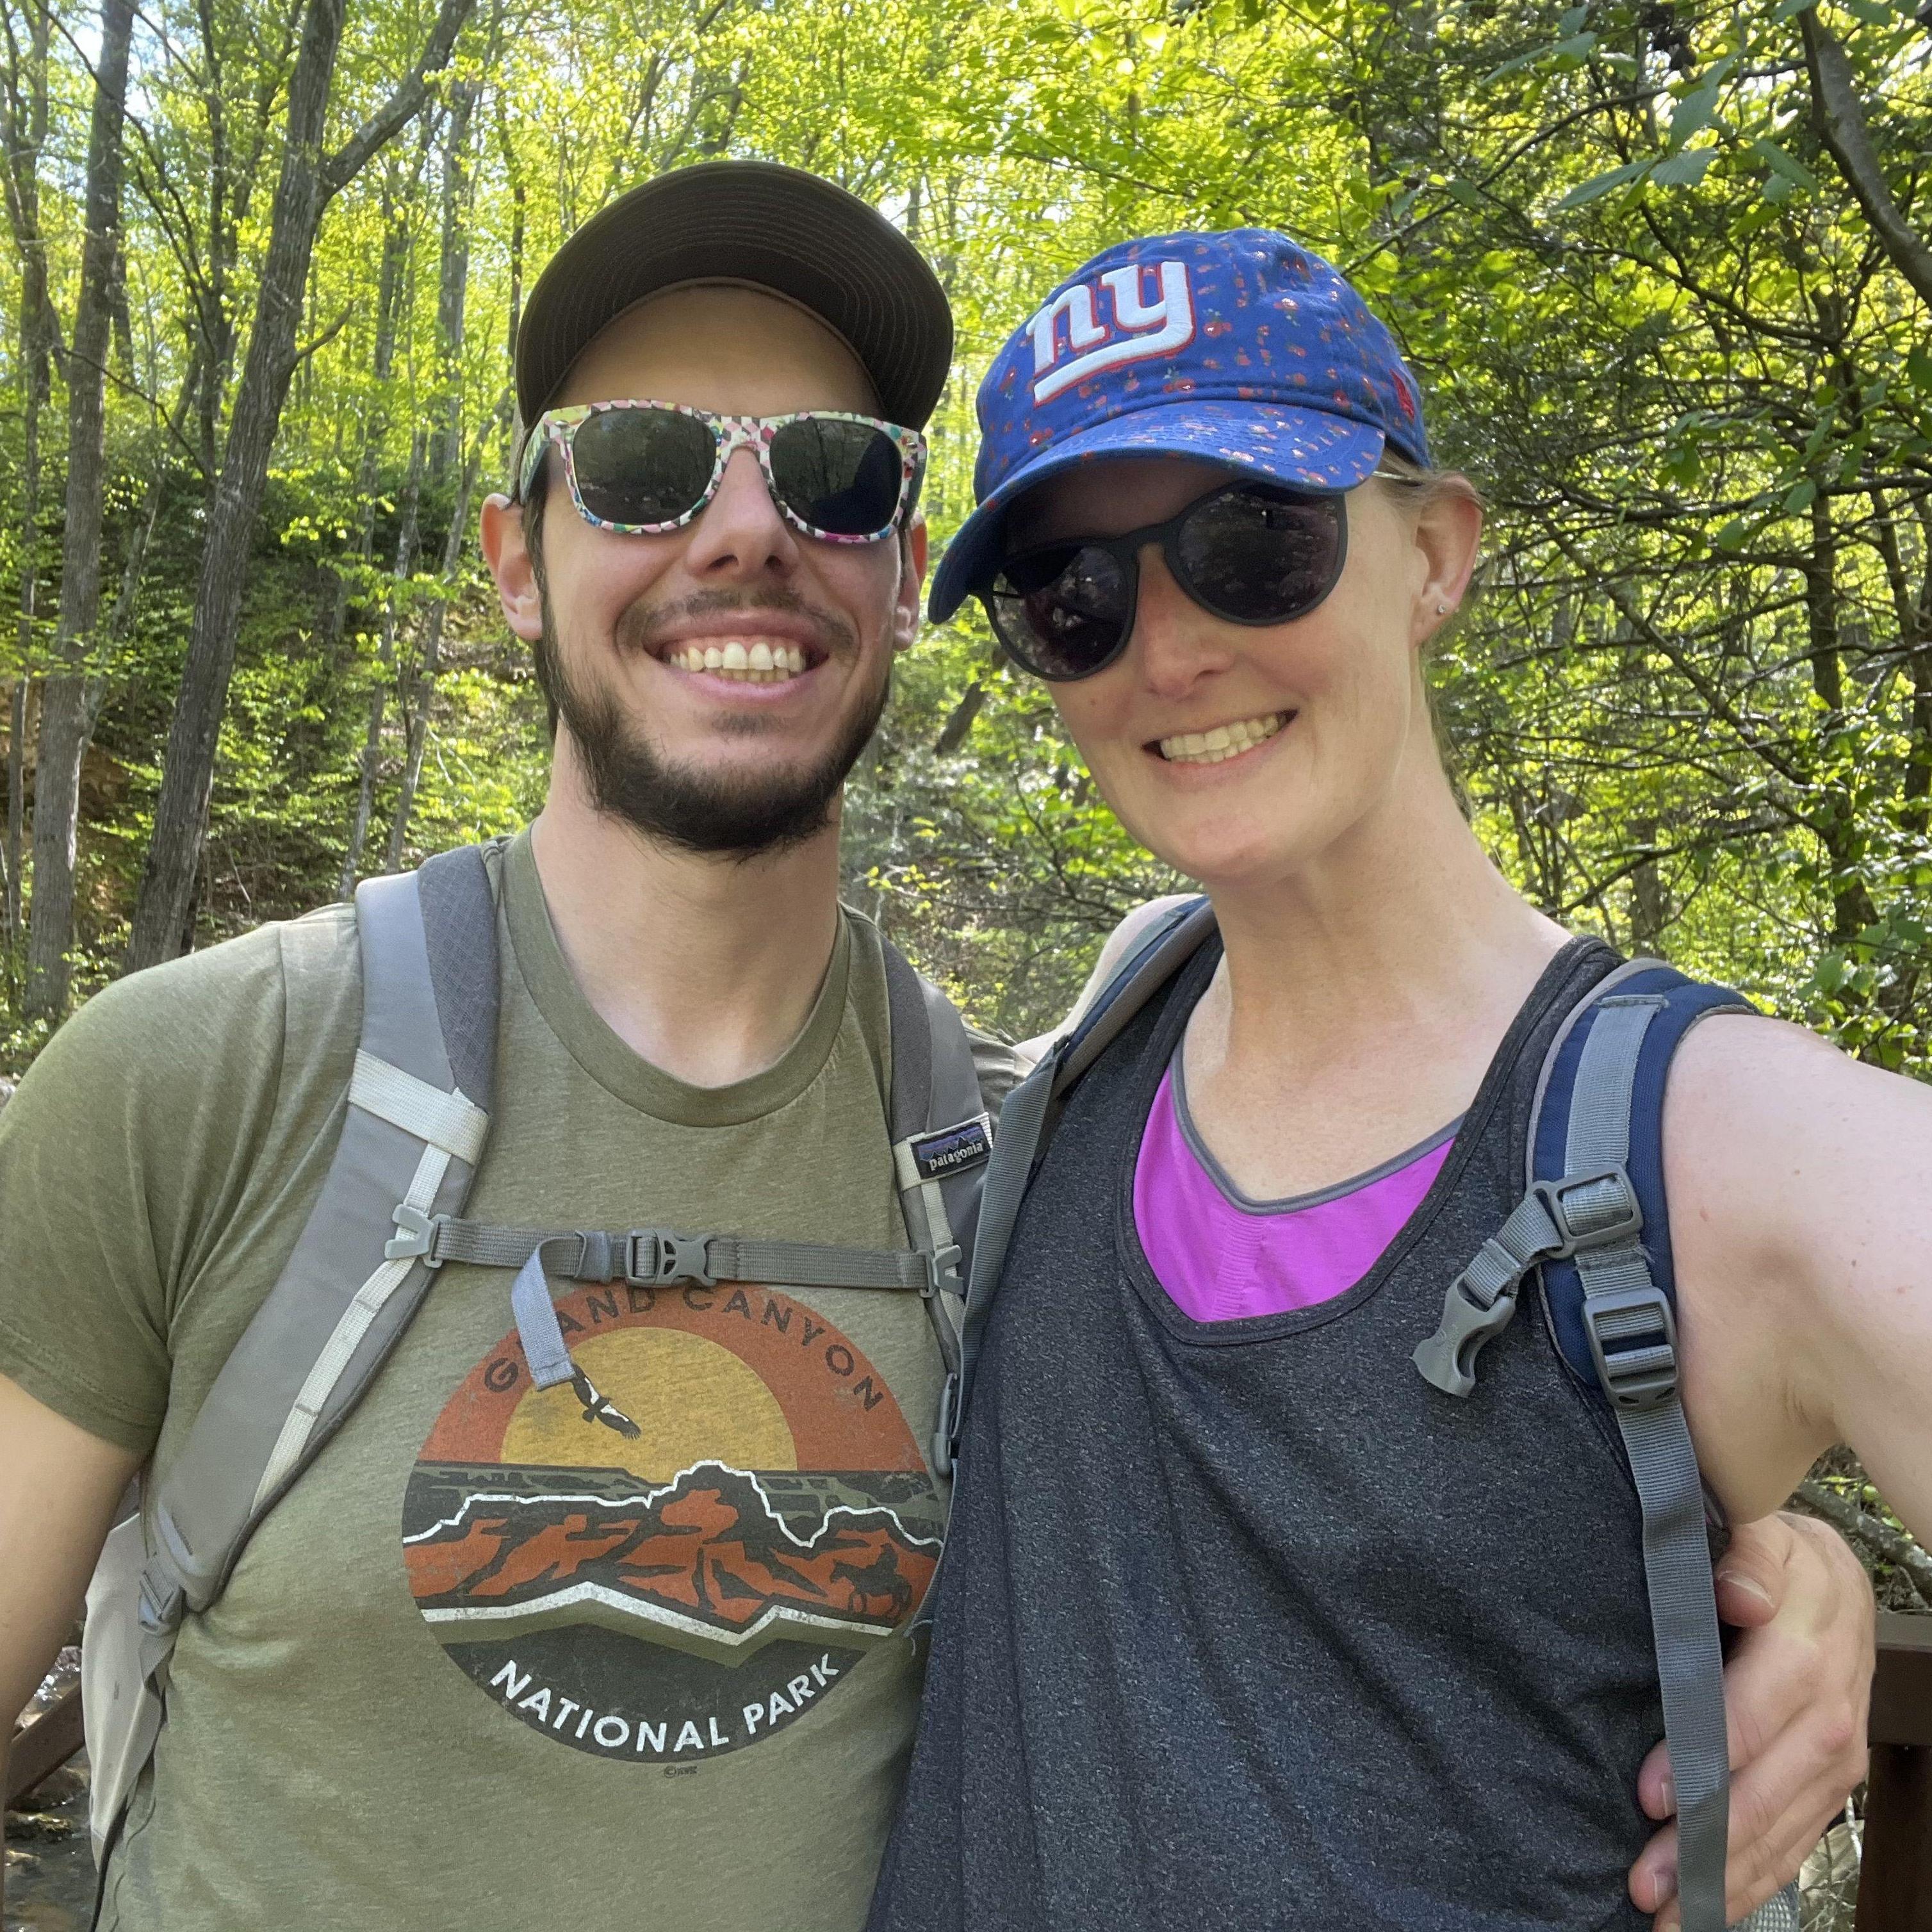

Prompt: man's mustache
[{"left": 617, "top": 589, "right": 856, "bottom": 660}]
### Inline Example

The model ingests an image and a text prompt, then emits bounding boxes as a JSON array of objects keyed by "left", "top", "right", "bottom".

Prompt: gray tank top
[{"left": 870, "top": 935, "right": 1660, "bottom": 1931}]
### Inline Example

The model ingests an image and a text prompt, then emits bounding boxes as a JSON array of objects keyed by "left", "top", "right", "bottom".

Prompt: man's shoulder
[
  {"left": 35, "top": 904, "right": 359, "bottom": 1092},
  {"left": 0, "top": 904, "right": 366, "bottom": 1454}
]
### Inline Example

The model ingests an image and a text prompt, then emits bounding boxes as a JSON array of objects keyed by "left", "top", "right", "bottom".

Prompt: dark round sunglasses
[
  {"left": 979, "top": 479, "right": 1350, "bottom": 682},
  {"left": 518, "top": 400, "right": 926, "bottom": 544}
]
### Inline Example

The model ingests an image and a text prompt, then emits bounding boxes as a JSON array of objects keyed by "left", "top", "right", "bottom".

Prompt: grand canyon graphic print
[{"left": 402, "top": 1275, "right": 942, "bottom": 1760}]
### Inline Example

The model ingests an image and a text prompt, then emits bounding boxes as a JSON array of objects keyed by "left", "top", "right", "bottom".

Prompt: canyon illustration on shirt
[{"left": 0, "top": 831, "right": 1017, "bottom": 1931}]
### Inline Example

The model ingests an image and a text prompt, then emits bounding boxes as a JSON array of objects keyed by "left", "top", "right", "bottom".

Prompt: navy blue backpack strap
[
  {"left": 1530, "top": 961, "right": 1753, "bottom": 1392},
  {"left": 1418, "top": 956, "right": 1799, "bottom": 1932}
]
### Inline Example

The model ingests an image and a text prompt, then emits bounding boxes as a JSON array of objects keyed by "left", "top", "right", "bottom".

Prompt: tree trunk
[
  {"left": 192, "top": 0, "right": 232, "bottom": 489},
  {"left": 94, "top": 352, "right": 204, "bottom": 733},
  {"left": 3, "top": 0, "right": 55, "bottom": 960},
  {"left": 1628, "top": 818, "right": 1668, "bottom": 955},
  {"left": 387, "top": 83, "right": 489, "bottom": 872},
  {"left": 430, "top": 79, "right": 476, "bottom": 488},
  {"left": 1869, "top": 486, "right": 1932, "bottom": 837},
  {"left": 126, "top": 0, "right": 475, "bottom": 967},
  {"left": 125, "top": 0, "right": 349, "bottom": 970},
  {"left": 340, "top": 427, "right": 425, "bottom": 895},
  {"left": 4, "top": 682, "right": 26, "bottom": 955},
  {"left": 933, "top": 679, "right": 984, "bottom": 755},
  {"left": 25, "top": 0, "right": 135, "bottom": 1020},
  {"left": 388, "top": 408, "right": 494, "bottom": 870},
  {"left": 1801, "top": 12, "right": 1932, "bottom": 311},
  {"left": 1803, "top": 491, "right": 1878, "bottom": 947},
  {"left": 325, "top": 152, "right": 418, "bottom": 662}
]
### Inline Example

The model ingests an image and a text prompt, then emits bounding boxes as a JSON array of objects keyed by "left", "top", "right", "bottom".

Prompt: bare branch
[
  {"left": 1794, "top": 1478, "right": 1932, "bottom": 1607},
  {"left": 320, "top": 0, "right": 477, "bottom": 202},
  {"left": 1801, "top": 8, "right": 1932, "bottom": 311}
]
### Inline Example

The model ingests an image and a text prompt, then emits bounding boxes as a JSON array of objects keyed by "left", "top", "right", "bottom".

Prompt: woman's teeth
[
  {"left": 1158, "top": 712, "right": 1288, "bottom": 764},
  {"left": 667, "top": 640, "right": 808, "bottom": 683}
]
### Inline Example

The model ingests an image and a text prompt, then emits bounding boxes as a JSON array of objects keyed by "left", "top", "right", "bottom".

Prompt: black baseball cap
[{"left": 513, "top": 161, "right": 953, "bottom": 473}]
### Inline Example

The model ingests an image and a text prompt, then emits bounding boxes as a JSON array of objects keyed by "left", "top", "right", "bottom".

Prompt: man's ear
[
  {"left": 480, "top": 494, "right": 545, "bottom": 644},
  {"left": 892, "top": 514, "right": 929, "bottom": 653}
]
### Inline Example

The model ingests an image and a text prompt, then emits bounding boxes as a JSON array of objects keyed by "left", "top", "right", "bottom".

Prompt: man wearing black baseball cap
[{"left": 0, "top": 163, "right": 1012, "bottom": 1932}]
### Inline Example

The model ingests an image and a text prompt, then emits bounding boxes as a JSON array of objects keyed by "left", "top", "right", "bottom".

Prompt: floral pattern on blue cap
[{"left": 931, "top": 229, "right": 1432, "bottom": 622}]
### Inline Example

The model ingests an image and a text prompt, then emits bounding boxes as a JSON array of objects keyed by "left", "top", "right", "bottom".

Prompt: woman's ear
[{"left": 1411, "top": 484, "right": 1484, "bottom": 645}]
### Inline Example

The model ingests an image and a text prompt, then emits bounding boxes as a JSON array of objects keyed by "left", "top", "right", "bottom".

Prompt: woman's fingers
[{"left": 1627, "top": 1510, "right": 1873, "bottom": 1924}]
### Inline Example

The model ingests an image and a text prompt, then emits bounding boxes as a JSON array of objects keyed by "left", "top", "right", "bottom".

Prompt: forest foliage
[{"left": 1, "top": 0, "right": 1929, "bottom": 1586}]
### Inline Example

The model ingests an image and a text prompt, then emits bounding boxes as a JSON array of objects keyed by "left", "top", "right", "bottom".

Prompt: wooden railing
[
  {"left": 1863, "top": 1611, "right": 1932, "bottom": 1931},
  {"left": 5, "top": 1675, "right": 81, "bottom": 1811},
  {"left": 9, "top": 1616, "right": 1932, "bottom": 1920}
]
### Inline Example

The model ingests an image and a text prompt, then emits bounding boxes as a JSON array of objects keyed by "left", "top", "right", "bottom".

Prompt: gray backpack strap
[
  {"left": 1412, "top": 958, "right": 1660, "bottom": 1396},
  {"left": 1420, "top": 969, "right": 1795, "bottom": 1932},
  {"left": 880, "top": 938, "right": 994, "bottom": 1475},
  {"left": 949, "top": 897, "right": 1217, "bottom": 1465},
  {"left": 1562, "top": 999, "right": 1733, "bottom": 1931},
  {"left": 88, "top": 847, "right": 498, "bottom": 1865},
  {"left": 1565, "top": 1001, "right": 1801, "bottom": 1932}
]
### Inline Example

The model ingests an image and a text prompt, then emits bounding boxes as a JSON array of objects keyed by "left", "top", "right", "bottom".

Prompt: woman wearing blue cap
[{"left": 869, "top": 233, "right": 1928, "bottom": 1931}]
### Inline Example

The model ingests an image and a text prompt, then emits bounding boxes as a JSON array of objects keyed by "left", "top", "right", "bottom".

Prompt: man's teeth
[
  {"left": 1158, "top": 712, "right": 1289, "bottom": 765},
  {"left": 666, "top": 639, "right": 809, "bottom": 682}
]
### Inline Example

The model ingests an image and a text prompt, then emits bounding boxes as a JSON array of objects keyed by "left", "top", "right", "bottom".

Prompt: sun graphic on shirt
[{"left": 500, "top": 1327, "right": 799, "bottom": 1482}]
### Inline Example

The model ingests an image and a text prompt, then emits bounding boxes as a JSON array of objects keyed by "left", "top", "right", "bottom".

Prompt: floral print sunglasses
[{"left": 516, "top": 398, "right": 927, "bottom": 544}]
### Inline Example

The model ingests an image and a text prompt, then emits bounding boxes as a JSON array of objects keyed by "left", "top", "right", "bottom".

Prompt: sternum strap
[{"left": 404, "top": 1216, "right": 932, "bottom": 1293}]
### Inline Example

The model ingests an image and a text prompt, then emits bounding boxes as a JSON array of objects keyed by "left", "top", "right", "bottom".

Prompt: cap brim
[
  {"left": 517, "top": 161, "right": 952, "bottom": 434},
  {"left": 928, "top": 398, "right": 1385, "bottom": 623}
]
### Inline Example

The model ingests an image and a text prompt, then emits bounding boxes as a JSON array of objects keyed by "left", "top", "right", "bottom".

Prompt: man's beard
[{"left": 533, "top": 586, "right": 891, "bottom": 859}]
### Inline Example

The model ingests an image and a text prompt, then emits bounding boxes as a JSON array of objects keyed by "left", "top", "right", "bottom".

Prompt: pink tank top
[{"left": 1134, "top": 1049, "right": 1457, "bottom": 1323}]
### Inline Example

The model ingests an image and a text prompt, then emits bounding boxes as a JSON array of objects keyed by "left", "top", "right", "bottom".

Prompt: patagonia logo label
[
  {"left": 1027, "top": 261, "right": 1195, "bottom": 405},
  {"left": 909, "top": 1117, "right": 994, "bottom": 1183}
]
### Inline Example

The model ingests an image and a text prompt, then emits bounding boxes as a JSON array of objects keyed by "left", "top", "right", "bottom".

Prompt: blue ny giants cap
[{"left": 929, "top": 229, "right": 1432, "bottom": 621}]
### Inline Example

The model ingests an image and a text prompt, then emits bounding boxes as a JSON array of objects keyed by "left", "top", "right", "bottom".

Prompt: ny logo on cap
[{"left": 1026, "top": 261, "right": 1194, "bottom": 405}]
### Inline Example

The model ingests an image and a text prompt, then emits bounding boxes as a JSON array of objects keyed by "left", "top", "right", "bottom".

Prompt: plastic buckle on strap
[
  {"left": 1533, "top": 1166, "right": 1643, "bottom": 1257},
  {"left": 136, "top": 1573, "right": 185, "bottom": 1638},
  {"left": 385, "top": 1204, "right": 447, "bottom": 1266},
  {"left": 1584, "top": 1284, "right": 1680, "bottom": 1411},
  {"left": 1412, "top": 1273, "right": 1519, "bottom": 1398},
  {"left": 924, "top": 1242, "right": 964, "bottom": 1297},
  {"left": 931, "top": 1371, "right": 960, "bottom": 1481},
  {"left": 626, "top": 1230, "right": 716, "bottom": 1288}
]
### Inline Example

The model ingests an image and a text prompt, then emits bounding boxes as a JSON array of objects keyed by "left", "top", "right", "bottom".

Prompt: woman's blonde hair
[{"left": 1372, "top": 448, "right": 1486, "bottom": 518}]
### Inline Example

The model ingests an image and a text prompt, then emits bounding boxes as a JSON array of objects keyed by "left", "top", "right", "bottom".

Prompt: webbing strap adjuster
[
  {"left": 1584, "top": 1284, "right": 1680, "bottom": 1410},
  {"left": 1532, "top": 1166, "right": 1642, "bottom": 1257},
  {"left": 625, "top": 1230, "right": 716, "bottom": 1288},
  {"left": 924, "top": 1243, "right": 963, "bottom": 1297},
  {"left": 385, "top": 1204, "right": 448, "bottom": 1266},
  {"left": 136, "top": 1571, "right": 185, "bottom": 1638}
]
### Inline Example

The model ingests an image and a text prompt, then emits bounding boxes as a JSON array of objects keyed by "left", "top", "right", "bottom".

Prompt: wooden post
[
  {"left": 4, "top": 1680, "right": 84, "bottom": 1811},
  {"left": 1860, "top": 1612, "right": 1932, "bottom": 1931}
]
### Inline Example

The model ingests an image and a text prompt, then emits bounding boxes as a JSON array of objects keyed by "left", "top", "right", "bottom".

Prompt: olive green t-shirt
[{"left": 0, "top": 832, "right": 1006, "bottom": 1931}]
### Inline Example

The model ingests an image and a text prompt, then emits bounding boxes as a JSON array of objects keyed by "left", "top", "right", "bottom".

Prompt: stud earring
[{"left": 1436, "top": 602, "right": 1450, "bottom": 614}]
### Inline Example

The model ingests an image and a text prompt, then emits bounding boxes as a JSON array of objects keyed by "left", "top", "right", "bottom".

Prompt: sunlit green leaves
[
  {"left": 1666, "top": 80, "right": 1723, "bottom": 153},
  {"left": 1650, "top": 147, "right": 1716, "bottom": 186},
  {"left": 1751, "top": 136, "right": 1820, "bottom": 195},
  {"left": 2, "top": 0, "right": 1931, "bottom": 1077},
  {"left": 1559, "top": 159, "right": 1651, "bottom": 208}
]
